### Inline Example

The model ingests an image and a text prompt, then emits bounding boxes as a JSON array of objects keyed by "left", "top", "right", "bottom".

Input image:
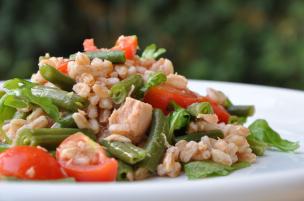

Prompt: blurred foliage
[{"left": 1, "top": 0, "right": 304, "bottom": 89}]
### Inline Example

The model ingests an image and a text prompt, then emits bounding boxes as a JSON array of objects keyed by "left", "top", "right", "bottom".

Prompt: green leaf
[
  {"left": 184, "top": 161, "right": 250, "bottom": 180},
  {"left": 0, "top": 94, "right": 16, "bottom": 125},
  {"left": 141, "top": 44, "right": 166, "bottom": 59},
  {"left": 3, "top": 79, "right": 60, "bottom": 121},
  {"left": 248, "top": 119, "right": 299, "bottom": 152},
  {"left": 140, "top": 72, "right": 167, "bottom": 93},
  {"left": 247, "top": 134, "right": 268, "bottom": 156},
  {"left": 3, "top": 78, "right": 35, "bottom": 90},
  {"left": 3, "top": 95, "right": 29, "bottom": 109},
  {"left": 186, "top": 102, "right": 214, "bottom": 117},
  {"left": 27, "top": 88, "right": 60, "bottom": 121},
  {"left": 168, "top": 101, "right": 191, "bottom": 143}
]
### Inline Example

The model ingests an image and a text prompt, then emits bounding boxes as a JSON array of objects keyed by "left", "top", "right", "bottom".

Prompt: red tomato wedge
[
  {"left": 112, "top": 35, "right": 138, "bottom": 59},
  {"left": 83, "top": 38, "right": 98, "bottom": 51},
  {"left": 57, "top": 62, "right": 68, "bottom": 74},
  {"left": 0, "top": 146, "right": 64, "bottom": 180},
  {"left": 144, "top": 84, "right": 230, "bottom": 123},
  {"left": 144, "top": 84, "right": 199, "bottom": 113},
  {"left": 56, "top": 133, "right": 118, "bottom": 182}
]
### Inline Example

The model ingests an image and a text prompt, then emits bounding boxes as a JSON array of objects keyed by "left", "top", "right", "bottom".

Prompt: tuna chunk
[{"left": 108, "top": 97, "right": 153, "bottom": 144}]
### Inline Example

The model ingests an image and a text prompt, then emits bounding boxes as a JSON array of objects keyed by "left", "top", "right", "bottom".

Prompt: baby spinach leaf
[
  {"left": 3, "top": 95, "right": 29, "bottom": 109},
  {"left": 3, "top": 79, "right": 60, "bottom": 121},
  {"left": 184, "top": 161, "right": 250, "bottom": 180},
  {"left": 140, "top": 72, "right": 167, "bottom": 93},
  {"left": 167, "top": 101, "right": 191, "bottom": 143},
  {"left": 0, "top": 94, "right": 16, "bottom": 125},
  {"left": 141, "top": 44, "right": 166, "bottom": 59},
  {"left": 248, "top": 119, "right": 299, "bottom": 152}
]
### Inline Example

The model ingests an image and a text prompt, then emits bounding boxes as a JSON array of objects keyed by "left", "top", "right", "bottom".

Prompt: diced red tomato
[
  {"left": 112, "top": 35, "right": 138, "bottom": 59},
  {"left": 57, "top": 62, "right": 68, "bottom": 74},
  {"left": 56, "top": 133, "right": 118, "bottom": 182},
  {"left": 211, "top": 103, "right": 230, "bottom": 124},
  {"left": 144, "top": 84, "right": 230, "bottom": 123},
  {"left": 83, "top": 38, "right": 98, "bottom": 51},
  {"left": 0, "top": 146, "right": 65, "bottom": 180}
]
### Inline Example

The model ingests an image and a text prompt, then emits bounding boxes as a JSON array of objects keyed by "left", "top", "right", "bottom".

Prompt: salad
[{"left": 0, "top": 35, "right": 299, "bottom": 182}]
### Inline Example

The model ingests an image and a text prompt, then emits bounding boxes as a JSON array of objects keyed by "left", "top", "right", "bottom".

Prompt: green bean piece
[
  {"left": 227, "top": 105, "right": 255, "bottom": 117},
  {"left": 31, "top": 86, "right": 88, "bottom": 112},
  {"left": 39, "top": 65, "right": 76, "bottom": 91},
  {"left": 110, "top": 74, "right": 144, "bottom": 104},
  {"left": 175, "top": 130, "right": 224, "bottom": 142},
  {"left": 100, "top": 140, "right": 146, "bottom": 165},
  {"left": 0, "top": 144, "right": 10, "bottom": 152},
  {"left": 138, "top": 109, "right": 168, "bottom": 173},
  {"left": 52, "top": 114, "right": 77, "bottom": 128},
  {"left": 228, "top": 115, "right": 247, "bottom": 125},
  {"left": 14, "top": 128, "right": 95, "bottom": 150},
  {"left": 117, "top": 160, "right": 134, "bottom": 181},
  {"left": 224, "top": 98, "right": 233, "bottom": 108},
  {"left": 186, "top": 102, "right": 213, "bottom": 117},
  {"left": 69, "top": 50, "right": 126, "bottom": 64}
]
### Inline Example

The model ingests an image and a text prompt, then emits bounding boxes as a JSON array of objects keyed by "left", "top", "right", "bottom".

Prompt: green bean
[
  {"left": 110, "top": 74, "right": 144, "bottom": 104},
  {"left": 138, "top": 109, "right": 168, "bottom": 173},
  {"left": 52, "top": 114, "right": 77, "bottom": 128},
  {"left": 117, "top": 160, "right": 133, "bottom": 181},
  {"left": 228, "top": 115, "right": 247, "bottom": 125},
  {"left": 187, "top": 102, "right": 213, "bottom": 117},
  {"left": 0, "top": 144, "right": 10, "bottom": 152},
  {"left": 224, "top": 98, "right": 233, "bottom": 108},
  {"left": 31, "top": 86, "right": 88, "bottom": 112},
  {"left": 175, "top": 130, "right": 224, "bottom": 142},
  {"left": 100, "top": 140, "right": 146, "bottom": 165},
  {"left": 39, "top": 64, "right": 76, "bottom": 91},
  {"left": 14, "top": 128, "right": 95, "bottom": 150},
  {"left": 227, "top": 105, "right": 255, "bottom": 117},
  {"left": 69, "top": 50, "right": 126, "bottom": 64}
]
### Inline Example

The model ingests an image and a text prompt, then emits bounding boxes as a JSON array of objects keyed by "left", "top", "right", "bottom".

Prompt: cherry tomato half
[
  {"left": 56, "top": 133, "right": 118, "bottom": 182},
  {"left": 57, "top": 62, "right": 68, "bottom": 74},
  {"left": 83, "top": 38, "right": 98, "bottom": 52},
  {"left": 0, "top": 146, "right": 65, "bottom": 180},
  {"left": 112, "top": 35, "right": 138, "bottom": 59}
]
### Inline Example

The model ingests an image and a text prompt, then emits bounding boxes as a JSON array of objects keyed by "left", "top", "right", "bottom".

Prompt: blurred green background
[{"left": 1, "top": 0, "right": 304, "bottom": 89}]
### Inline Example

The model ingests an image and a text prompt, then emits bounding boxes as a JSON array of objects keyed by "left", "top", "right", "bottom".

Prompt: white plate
[{"left": 0, "top": 80, "right": 304, "bottom": 201}]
